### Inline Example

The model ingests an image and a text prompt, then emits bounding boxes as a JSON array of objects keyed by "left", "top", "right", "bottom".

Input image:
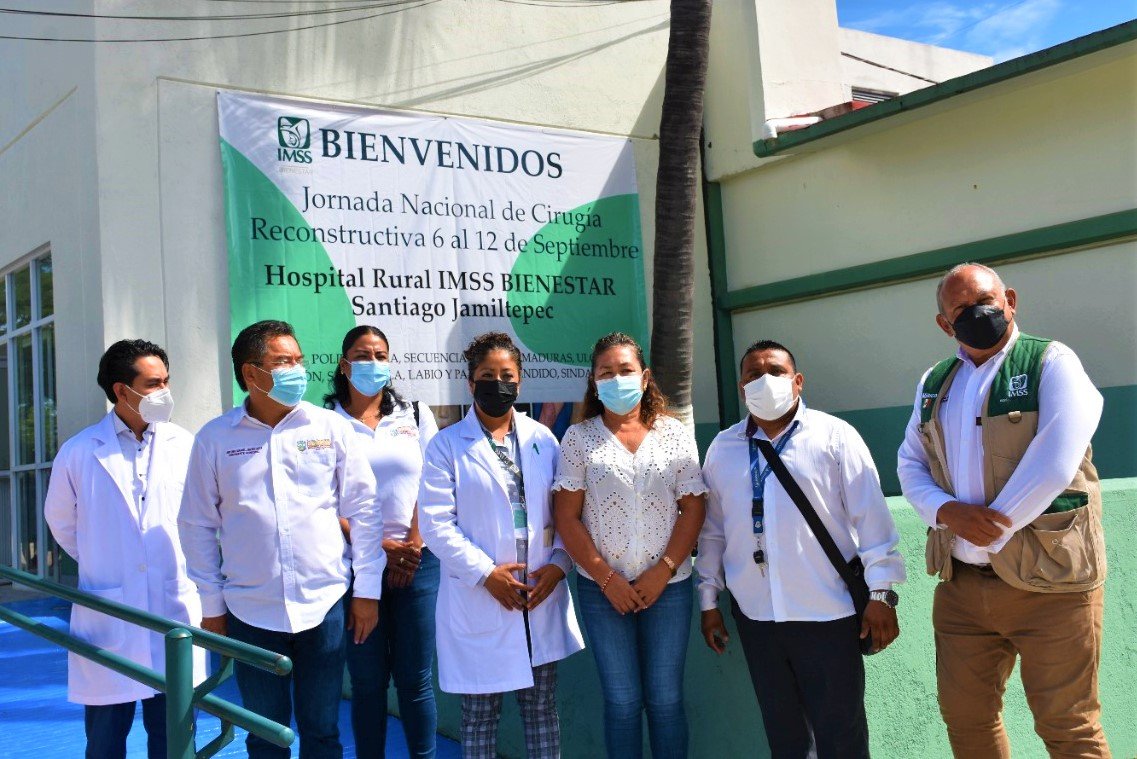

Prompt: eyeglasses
[{"left": 254, "top": 358, "right": 305, "bottom": 371}]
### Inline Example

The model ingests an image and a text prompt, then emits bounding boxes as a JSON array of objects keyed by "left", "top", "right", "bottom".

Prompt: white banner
[{"left": 218, "top": 91, "right": 647, "bottom": 405}]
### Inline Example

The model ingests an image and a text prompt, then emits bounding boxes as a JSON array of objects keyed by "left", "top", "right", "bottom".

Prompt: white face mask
[
  {"left": 127, "top": 386, "right": 175, "bottom": 424},
  {"left": 743, "top": 374, "right": 796, "bottom": 421}
]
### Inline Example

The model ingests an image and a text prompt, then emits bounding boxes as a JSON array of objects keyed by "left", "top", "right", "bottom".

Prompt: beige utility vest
[{"left": 916, "top": 334, "right": 1106, "bottom": 593}]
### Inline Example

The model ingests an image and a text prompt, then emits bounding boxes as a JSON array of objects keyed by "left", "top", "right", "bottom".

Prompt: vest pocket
[{"left": 1017, "top": 506, "right": 1096, "bottom": 587}]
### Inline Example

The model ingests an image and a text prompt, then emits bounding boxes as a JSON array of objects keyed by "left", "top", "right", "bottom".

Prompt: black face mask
[
  {"left": 952, "top": 303, "right": 1009, "bottom": 350},
  {"left": 472, "top": 379, "right": 518, "bottom": 418}
]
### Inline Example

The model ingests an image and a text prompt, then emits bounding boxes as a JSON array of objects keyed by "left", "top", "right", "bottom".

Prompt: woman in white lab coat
[{"left": 419, "top": 332, "right": 584, "bottom": 759}]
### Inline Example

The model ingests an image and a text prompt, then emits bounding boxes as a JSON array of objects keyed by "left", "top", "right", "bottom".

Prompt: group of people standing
[{"left": 43, "top": 261, "right": 1109, "bottom": 759}]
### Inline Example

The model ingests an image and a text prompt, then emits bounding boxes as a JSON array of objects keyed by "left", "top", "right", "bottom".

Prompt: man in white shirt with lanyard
[
  {"left": 697, "top": 339, "right": 905, "bottom": 759},
  {"left": 179, "top": 320, "right": 382, "bottom": 759},
  {"left": 898, "top": 264, "right": 1107, "bottom": 758}
]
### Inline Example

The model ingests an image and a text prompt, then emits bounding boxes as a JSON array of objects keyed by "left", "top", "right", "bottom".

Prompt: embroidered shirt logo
[
  {"left": 297, "top": 438, "right": 332, "bottom": 452},
  {"left": 1007, "top": 374, "right": 1030, "bottom": 398}
]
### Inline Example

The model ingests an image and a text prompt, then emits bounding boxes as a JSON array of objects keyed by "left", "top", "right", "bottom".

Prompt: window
[{"left": 0, "top": 249, "right": 59, "bottom": 579}]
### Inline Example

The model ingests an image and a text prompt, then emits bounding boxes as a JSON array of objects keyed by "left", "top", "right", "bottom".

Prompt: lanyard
[
  {"left": 484, "top": 429, "right": 528, "bottom": 543},
  {"left": 747, "top": 419, "right": 799, "bottom": 564},
  {"left": 484, "top": 429, "right": 525, "bottom": 503}
]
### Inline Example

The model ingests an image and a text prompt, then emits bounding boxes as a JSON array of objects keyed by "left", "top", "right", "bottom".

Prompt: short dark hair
[
  {"left": 739, "top": 339, "right": 797, "bottom": 373},
  {"left": 463, "top": 332, "right": 522, "bottom": 378},
  {"left": 231, "top": 320, "right": 296, "bottom": 391},
  {"left": 97, "top": 339, "right": 169, "bottom": 402}
]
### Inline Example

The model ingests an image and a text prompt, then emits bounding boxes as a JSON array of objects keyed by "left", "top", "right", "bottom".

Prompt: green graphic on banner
[
  {"left": 218, "top": 91, "right": 646, "bottom": 404},
  {"left": 220, "top": 139, "right": 355, "bottom": 406},
  {"left": 508, "top": 194, "right": 647, "bottom": 366}
]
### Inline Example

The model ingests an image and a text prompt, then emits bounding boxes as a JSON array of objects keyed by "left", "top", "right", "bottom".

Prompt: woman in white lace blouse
[{"left": 553, "top": 332, "right": 706, "bottom": 759}]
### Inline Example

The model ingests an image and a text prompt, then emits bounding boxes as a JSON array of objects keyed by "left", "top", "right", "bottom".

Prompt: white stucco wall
[
  {"left": 2, "top": 0, "right": 720, "bottom": 436},
  {"left": 840, "top": 28, "right": 992, "bottom": 95},
  {"left": 719, "top": 49, "right": 1136, "bottom": 291}
]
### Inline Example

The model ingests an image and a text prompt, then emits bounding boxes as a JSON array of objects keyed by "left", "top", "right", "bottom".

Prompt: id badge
[{"left": 512, "top": 503, "right": 527, "bottom": 538}]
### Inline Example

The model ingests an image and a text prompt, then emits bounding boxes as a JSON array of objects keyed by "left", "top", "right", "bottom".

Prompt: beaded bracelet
[{"left": 600, "top": 569, "right": 616, "bottom": 592}]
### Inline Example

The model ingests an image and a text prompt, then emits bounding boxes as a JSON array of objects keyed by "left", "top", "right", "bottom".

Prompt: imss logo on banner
[{"left": 277, "top": 116, "right": 313, "bottom": 163}]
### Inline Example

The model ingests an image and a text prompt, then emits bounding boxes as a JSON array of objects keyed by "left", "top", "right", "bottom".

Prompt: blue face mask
[
  {"left": 348, "top": 360, "right": 391, "bottom": 397},
  {"left": 596, "top": 373, "right": 644, "bottom": 416},
  {"left": 255, "top": 364, "right": 307, "bottom": 407}
]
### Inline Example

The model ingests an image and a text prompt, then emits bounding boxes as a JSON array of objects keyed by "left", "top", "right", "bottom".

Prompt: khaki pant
[{"left": 934, "top": 560, "right": 1109, "bottom": 759}]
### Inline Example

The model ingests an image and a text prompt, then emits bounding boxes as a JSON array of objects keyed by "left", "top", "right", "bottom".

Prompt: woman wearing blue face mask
[
  {"left": 552, "top": 332, "right": 707, "bottom": 759},
  {"left": 324, "top": 325, "right": 440, "bottom": 759}
]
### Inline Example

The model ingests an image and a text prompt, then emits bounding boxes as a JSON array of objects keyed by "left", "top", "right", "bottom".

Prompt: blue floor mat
[{"left": 0, "top": 598, "right": 459, "bottom": 758}]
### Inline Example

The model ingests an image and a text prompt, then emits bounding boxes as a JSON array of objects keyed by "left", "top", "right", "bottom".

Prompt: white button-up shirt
[
  {"left": 898, "top": 327, "right": 1103, "bottom": 565},
  {"left": 178, "top": 400, "right": 383, "bottom": 633},
  {"left": 113, "top": 413, "right": 155, "bottom": 516},
  {"left": 697, "top": 402, "right": 905, "bottom": 622}
]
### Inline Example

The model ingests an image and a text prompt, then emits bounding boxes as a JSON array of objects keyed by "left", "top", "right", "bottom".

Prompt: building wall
[
  {"left": 1, "top": 0, "right": 720, "bottom": 441},
  {"left": 839, "top": 28, "right": 992, "bottom": 95},
  {"left": 713, "top": 47, "right": 1137, "bottom": 484}
]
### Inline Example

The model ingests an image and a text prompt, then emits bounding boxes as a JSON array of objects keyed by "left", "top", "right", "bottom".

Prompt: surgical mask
[
  {"left": 951, "top": 303, "right": 1009, "bottom": 350},
  {"left": 472, "top": 379, "right": 518, "bottom": 418},
  {"left": 347, "top": 360, "right": 391, "bottom": 397},
  {"left": 744, "top": 374, "right": 797, "bottom": 421},
  {"left": 255, "top": 364, "right": 308, "bottom": 408},
  {"left": 127, "top": 386, "right": 175, "bottom": 424},
  {"left": 595, "top": 373, "right": 644, "bottom": 416}
]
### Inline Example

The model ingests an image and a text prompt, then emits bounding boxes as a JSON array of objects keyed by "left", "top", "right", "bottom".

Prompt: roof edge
[{"left": 753, "top": 19, "right": 1137, "bottom": 158}]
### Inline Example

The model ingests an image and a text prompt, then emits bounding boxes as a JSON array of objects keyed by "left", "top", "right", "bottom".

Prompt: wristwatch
[
  {"left": 660, "top": 555, "right": 678, "bottom": 577},
  {"left": 869, "top": 589, "right": 899, "bottom": 608}
]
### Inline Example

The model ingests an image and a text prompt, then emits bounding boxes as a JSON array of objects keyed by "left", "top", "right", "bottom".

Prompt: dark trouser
[
  {"left": 84, "top": 694, "right": 167, "bottom": 759},
  {"left": 228, "top": 596, "right": 346, "bottom": 759},
  {"left": 347, "top": 550, "right": 440, "bottom": 759},
  {"left": 731, "top": 599, "right": 869, "bottom": 759}
]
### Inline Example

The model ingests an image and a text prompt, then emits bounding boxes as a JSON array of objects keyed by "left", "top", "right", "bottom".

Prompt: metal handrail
[
  {"left": 0, "top": 565, "right": 296, "bottom": 758},
  {"left": 0, "top": 566, "right": 290, "bottom": 674}
]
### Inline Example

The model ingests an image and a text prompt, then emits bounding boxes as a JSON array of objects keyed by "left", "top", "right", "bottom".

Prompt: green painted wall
[
  {"left": 833, "top": 384, "right": 1137, "bottom": 496},
  {"left": 395, "top": 479, "right": 1137, "bottom": 758}
]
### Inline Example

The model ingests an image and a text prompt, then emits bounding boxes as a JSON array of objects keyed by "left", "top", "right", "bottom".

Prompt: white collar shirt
[
  {"left": 113, "top": 412, "right": 155, "bottom": 518},
  {"left": 898, "top": 326, "right": 1103, "bottom": 564},
  {"left": 178, "top": 400, "right": 382, "bottom": 633},
  {"left": 697, "top": 402, "right": 906, "bottom": 622},
  {"left": 334, "top": 400, "right": 437, "bottom": 540}
]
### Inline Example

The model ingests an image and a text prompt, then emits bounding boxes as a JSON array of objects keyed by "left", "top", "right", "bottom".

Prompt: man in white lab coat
[{"left": 45, "top": 339, "right": 205, "bottom": 759}]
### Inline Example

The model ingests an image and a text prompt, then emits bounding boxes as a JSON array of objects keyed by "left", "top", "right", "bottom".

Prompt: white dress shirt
[
  {"left": 334, "top": 400, "right": 437, "bottom": 541},
  {"left": 178, "top": 400, "right": 383, "bottom": 633},
  {"left": 113, "top": 413, "right": 155, "bottom": 516},
  {"left": 697, "top": 401, "right": 906, "bottom": 621},
  {"left": 898, "top": 326, "right": 1103, "bottom": 565},
  {"left": 553, "top": 415, "right": 707, "bottom": 583}
]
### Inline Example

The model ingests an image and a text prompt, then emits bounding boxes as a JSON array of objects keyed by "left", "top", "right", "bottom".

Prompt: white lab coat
[
  {"left": 44, "top": 412, "right": 206, "bottom": 705},
  {"left": 419, "top": 409, "right": 584, "bottom": 694}
]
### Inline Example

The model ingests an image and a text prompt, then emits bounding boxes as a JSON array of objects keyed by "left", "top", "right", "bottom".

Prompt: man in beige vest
[{"left": 898, "top": 263, "right": 1108, "bottom": 759}]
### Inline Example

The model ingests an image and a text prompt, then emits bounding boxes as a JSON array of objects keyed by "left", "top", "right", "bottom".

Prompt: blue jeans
[
  {"left": 576, "top": 575, "right": 692, "bottom": 759},
  {"left": 346, "top": 550, "right": 439, "bottom": 759},
  {"left": 84, "top": 694, "right": 166, "bottom": 759},
  {"left": 228, "top": 596, "right": 346, "bottom": 759}
]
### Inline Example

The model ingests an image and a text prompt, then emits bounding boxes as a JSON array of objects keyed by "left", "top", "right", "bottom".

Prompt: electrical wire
[
  {"left": 0, "top": 0, "right": 432, "bottom": 42},
  {"left": 840, "top": 52, "right": 939, "bottom": 85},
  {"left": 0, "top": 2, "right": 402, "bottom": 22}
]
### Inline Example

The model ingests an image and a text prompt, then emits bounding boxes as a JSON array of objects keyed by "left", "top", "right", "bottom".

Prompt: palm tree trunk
[{"left": 651, "top": 0, "right": 713, "bottom": 430}]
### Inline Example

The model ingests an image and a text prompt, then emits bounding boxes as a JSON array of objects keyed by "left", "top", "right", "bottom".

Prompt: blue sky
[{"left": 838, "top": 0, "right": 1137, "bottom": 62}]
